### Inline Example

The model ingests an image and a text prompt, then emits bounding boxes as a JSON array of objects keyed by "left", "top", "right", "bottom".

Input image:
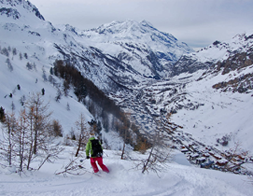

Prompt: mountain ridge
[
  {"left": 80, "top": 20, "right": 193, "bottom": 67},
  {"left": 0, "top": 0, "right": 253, "bottom": 162},
  {"left": 0, "top": 0, "right": 44, "bottom": 21},
  {"left": 172, "top": 31, "right": 253, "bottom": 77}
]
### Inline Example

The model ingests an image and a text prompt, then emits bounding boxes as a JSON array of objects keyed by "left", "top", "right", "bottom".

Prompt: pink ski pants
[{"left": 90, "top": 157, "right": 109, "bottom": 173}]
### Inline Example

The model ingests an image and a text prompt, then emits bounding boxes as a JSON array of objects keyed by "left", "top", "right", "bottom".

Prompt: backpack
[{"left": 91, "top": 139, "right": 103, "bottom": 157}]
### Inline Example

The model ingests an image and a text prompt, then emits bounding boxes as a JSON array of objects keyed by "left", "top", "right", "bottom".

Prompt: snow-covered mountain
[
  {"left": 0, "top": 0, "right": 192, "bottom": 144},
  {"left": 172, "top": 32, "right": 253, "bottom": 77},
  {"left": 1, "top": 0, "right": 253, "bottom": 176},
  {"left": 55, "top": 20, "right": 194, "bottom": 93},
  {"left": 133, "top": 31, "right": 253, "bottom": 165},
  {"left": 80, "top": 20, "right": 193, "bottom": 77},
  {"left": 0, "top": 1, "right": 89, "bottom": 141},
  {"left": 0, "top": 0, "right": 44, "bottom": 21},
  {"left": 0, "top": 0, "right": 193, "bottom": 93}
]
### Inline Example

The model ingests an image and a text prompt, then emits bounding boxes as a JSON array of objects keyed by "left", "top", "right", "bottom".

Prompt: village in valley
[{"left": 162, "top": 118, "right": 253, "bottom": 175}]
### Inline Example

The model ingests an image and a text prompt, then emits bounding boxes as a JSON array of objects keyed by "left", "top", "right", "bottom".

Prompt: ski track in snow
[
  {"left": 0, "top": 1, "right": 253, "bottom": 196},
  {"left": 0, "top": 150, "right": 252, "bottom": 196}
]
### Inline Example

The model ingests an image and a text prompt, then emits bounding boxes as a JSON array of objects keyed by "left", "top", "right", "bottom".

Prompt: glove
[{"left": 86, "top": 156, "right": 90, "bottom": 159}]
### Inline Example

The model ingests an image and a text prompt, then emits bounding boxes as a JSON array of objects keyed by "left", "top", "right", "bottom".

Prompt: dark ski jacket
[{"left": 86, "top": 137, "right": 103, "bottom": 158}]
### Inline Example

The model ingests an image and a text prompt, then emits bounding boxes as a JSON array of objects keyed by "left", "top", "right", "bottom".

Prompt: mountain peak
[
  {"left": 91, "top": 20, "right": 146, "bottom": 36},
  {"left": 78, "top": 20, "right": 194, "bottom": 79},
  {"left": 92, "top": 20, "right": 162, "bottom": 36},
  {"left": 0, "top": 0, "right": 45, "bottom": 21},
  {"left": 86, "top": 20, "right": 192, "bottom": 52}
]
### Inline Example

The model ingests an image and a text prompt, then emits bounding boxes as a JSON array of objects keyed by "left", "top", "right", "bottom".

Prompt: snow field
[
  {"left": 0, "top": 148, "right": 252, "bottom": 196},
  {"left": 171, "top": 70, "right": 253, "bottom": 154}
]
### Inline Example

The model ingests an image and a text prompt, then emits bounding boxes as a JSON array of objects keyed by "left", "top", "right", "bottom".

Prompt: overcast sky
[{"left": 30, "top": 0, "right": 253, "bottom": 49}]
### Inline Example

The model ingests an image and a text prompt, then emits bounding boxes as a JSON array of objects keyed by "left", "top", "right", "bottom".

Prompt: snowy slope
[
  {"left": 193, "top": 33, "right": 253, "bottom": 63},
  {"left": 0, "top": 1, "right": 253, "bottom": 195},
  {"left": 0, "top": 0, "right": 194, "bottom": 139},
  {"left": 171, "top": 70, "right": 253, "bottom": 153},
  {"left": 126, "top": 68, "right": 253, "bottom": 155},
  {"left": 165, "top": 32, "right": 253, "bottom": 154},
  {"left": 172, "top": 31, "right": 253, "bottom": 76},
  {"left": 0, "top": 0, "right": 252, "bottom": 156},
  {"left": 0, "top": 0, "right": 194, "bottom": 92},
  {"left": 80, "top": 20, "right": 193, "bottom": 65},
  {"left": 0, "top": 148, "right": 252, "bottom": 196},
  {"left": 54, "top": 20, "right": 194, "bottom": 91},
  {"left": 0, "top": 0, "right": 79, "bottom": 131},
  {"left": 0, "top": 0, "right": 126, "bottom": 147},
  {"left": 0, "top": 37, "right": 93, "bottom": 135}
]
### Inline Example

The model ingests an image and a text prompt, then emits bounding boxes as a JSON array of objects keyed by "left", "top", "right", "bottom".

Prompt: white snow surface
[
  {"left": 186, "top": 31, "right": 253, "bottom": 64},
  {"left": 171, "top": 68, "right": 253, "bottom": 154},
  {"left": 1, "top": 2, "right": 253, "bottom": 195},
  {"left": 0, "top": 148, "right": 252, "bottom": 196}
]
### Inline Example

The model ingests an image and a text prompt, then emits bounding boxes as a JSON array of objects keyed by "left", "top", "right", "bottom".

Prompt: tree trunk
[
  {"left": 75, "top": 134, "right": 82, "bottom": 157},
  {"left": 121, "top": 142, "right": 125, "bottom": 160}
]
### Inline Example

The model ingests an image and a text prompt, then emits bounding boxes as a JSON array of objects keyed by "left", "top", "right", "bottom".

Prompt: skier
[{"left": 86, "top": 132, "right": 109, "bottom": 173}]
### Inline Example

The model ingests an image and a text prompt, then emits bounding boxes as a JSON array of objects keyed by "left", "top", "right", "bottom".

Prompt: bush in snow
[
  {"left": 50, "top": 119, "right": 63, "bottom": 137},
  {"left": 19, "top": 52, "right": 22, "bottom": 60},
  {"left": 17, "top": 84, "right": 21, "bottom": 90},
  {"left": 24, "top": 53, "right": 28, "bottom": 59},
  {"left": 1, "top": 47, "right": 9, "bottom": 57},
  {"left": 26, "top": 62, "right": 36, "bottom": 70},
  {"left": 12, "top": 48, "right": 17, "bottom": 56},
  {"left": 6, "top": 58, "right": 13, "bottom": 71}
]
